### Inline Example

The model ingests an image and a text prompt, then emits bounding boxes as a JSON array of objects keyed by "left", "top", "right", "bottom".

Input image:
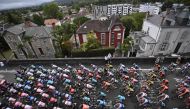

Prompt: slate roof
[
  {"left": 141, "top": 36, "right": 156, "bottom": 44},
  {"left": 147, "top": 9, "right": 190, "bottom": 27},
  {"left": 24, "top": 27, "right": 52, "bottom": 38},
  {"left": 76, "top": 15, "right": 123, "bottom": 34},
  {"left": 76, "top": 20, "right": 111, "bottom": 34},
  {"left": 5, "top": 22, "right": 52, "bottom": 38},
  {"left": 6, "top": 22, "right": 37, "bottom": 35},
  {"left": 147, "top": 15, "right": 164, "bottom": 26}
]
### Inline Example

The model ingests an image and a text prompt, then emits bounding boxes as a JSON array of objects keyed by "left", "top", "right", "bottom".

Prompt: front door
[{"left": 174, "top": 42, "right": 182, "bottom": 54}]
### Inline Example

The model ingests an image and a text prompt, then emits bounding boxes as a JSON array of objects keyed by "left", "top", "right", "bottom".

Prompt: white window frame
[
  {"left": 111, "top": 33, "right": 115, "bottom": 45},
  {"left": 117, "top": 33, "right": 122, "bottom": 39},
  {"left": 181, "top": 31, "right": 188, "bottom": 40},
  {"left": 101, "top": 33, "right": 106, "bottom": 45},
  {"left": 159, "top": 43, "right": 169, "bottom": 51},
  {"left": 165, "top": 32, "right": 172, "bottom": 41},
  {"left": 113, "top": 26, "right": 121, "bottom": 31}
]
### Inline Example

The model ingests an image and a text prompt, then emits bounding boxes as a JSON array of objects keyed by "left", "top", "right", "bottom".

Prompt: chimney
[{"left": 161, "top": 16, "right": 165, "bottom": 25}]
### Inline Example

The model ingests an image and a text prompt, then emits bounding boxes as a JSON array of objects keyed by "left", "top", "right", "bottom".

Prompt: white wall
[
  {"left": 152, "top": 27, "right": 190, "bottom": 56},
  {"left": 142, "top": 20, "right": 160, "bottom": 41},
  {"left": 139, "top": 4, "right": 160, "bottom": 15},
  {"left": 139, "top": 21, "right": 190, "bottom": 57}
]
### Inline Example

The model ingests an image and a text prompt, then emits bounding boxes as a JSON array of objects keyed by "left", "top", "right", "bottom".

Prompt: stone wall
[{"left": 1, "top": 57, "right": 190, "bottom": 67}]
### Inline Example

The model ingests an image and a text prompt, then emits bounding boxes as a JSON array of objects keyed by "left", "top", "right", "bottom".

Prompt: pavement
[{"left": 0, "top": 63, "right": 188, "bottom": 109}]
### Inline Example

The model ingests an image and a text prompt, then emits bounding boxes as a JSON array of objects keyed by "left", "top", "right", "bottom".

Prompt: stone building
[{"left": 3, "top": 21, "right": 55, "bottom": 59}]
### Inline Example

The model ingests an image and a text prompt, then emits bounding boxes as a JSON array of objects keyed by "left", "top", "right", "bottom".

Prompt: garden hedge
[{"left": 71, "top": 48, "right": 115, "bottom": 57}]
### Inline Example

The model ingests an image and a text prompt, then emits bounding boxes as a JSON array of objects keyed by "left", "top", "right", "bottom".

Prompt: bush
[{"left": 71, "top": 48, "right": 115, "bottom": 57}]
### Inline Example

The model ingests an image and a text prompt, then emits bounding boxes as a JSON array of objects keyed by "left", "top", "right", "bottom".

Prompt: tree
[
  {"left": 72, "top": 4, "right": 80, "bottom": 12},
  {"left": 81, "top": 32, "right": 101, "bottom": 52},
  {"left": 161, "top": 0, "right": 174, "bottom": 11},
  {"left": 43, "top": 3, "right": 63, "bottom": 19},
  {"left": 73, "top": 16, "right": 90, "bottom": 27},
  {"left": 68, "top": 9, "right": 72, "bottom": 15},
  {"left": 121, "top": 16, "right": 138, "bottom": 36},
  {"left": 53, "top": 33, "right": 65, "bottom": 57},
  {"left": 6, "top": 12, "right": 23, "bottom": 24},
  {"left": 32, "top": 14, "right": 44, "bottom": 26},
  {"left": 121, "top": 12, "right": 146, "bottom": 36},
  {"left": 62, "top": 40, "right": 73, "bottom": 57},
  {"left": 121, "top": 37, "right": 134, "bottom": 56},
  {"left": 52, "top": 24, "right": 77, "bottom": 57},
  {"left": 130, "top": 13, "right": 146, "bottom": 30}
]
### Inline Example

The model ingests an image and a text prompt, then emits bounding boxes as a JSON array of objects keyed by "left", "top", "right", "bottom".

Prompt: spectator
[
  {"left": 0, "top": 62, "right": 4, "bottom": 67},
  {"left": 104, "top": 56, "right": 108, "bottom": 64},
  {"left": 107, "top": 53, "right": 112, "bottom": 64}
]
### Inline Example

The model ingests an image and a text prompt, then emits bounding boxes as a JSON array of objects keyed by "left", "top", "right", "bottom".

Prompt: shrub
[{"left": 71, "top": 48, "right": 115, "bottom": 57}]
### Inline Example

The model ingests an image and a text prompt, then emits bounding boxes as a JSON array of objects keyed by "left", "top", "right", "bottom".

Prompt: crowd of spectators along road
[{"left": 0, "top": 56, "right": 190, "bottom": 109}]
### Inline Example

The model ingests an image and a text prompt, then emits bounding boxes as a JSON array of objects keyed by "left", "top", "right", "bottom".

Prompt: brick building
[{"left": 75, "top": 15, "right": 125, "bottom": 48}]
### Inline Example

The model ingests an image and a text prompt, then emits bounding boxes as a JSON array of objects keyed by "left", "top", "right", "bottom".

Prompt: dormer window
[{"left": 113, "top": 26, "right": 121, "bottom": 31}]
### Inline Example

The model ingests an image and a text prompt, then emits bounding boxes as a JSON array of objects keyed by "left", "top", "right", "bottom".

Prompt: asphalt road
[{"left": 0, "top": 62, "right": 188, "bottom": 109}]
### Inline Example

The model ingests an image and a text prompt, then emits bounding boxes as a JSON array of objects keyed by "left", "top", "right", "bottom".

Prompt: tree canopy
[
  {"left": 6, "top": 12, "right": 23, "bottom": 24},
  {"left": 81, "top": 32, "right": 101, "bottom": 52},
  {"left": 32, "top": 14, "right": 44, "bottom": 26},
  {"left": 73, "top": 16, "right": 90, "bottom": 27},
  {"left": 121, "top": 12, "right": 146, "bottom": 36},
  {"left": 43, "top": 3, "right": 63, "bottom": 19}
]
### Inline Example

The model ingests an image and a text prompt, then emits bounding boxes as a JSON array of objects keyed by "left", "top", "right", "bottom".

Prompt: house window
[
  {"left": 117, "top": 33, "right": 122, "bottom": 39},
  {"left": 101, "top": 33, "right": 106, "bottom": 45},
  {"left": 38, "top": 48, "right": 44, "bottom": 55},
  {"left": 12, "top": 42, "right": 17, "bottom": 48},
  {"left": 140, "top": 40, "right": 146, "bottom": 49},
  {"left": 7, "top": 35, "right": 12, "bottom": 41},
  {"left": 150, "top": 44, "right": 153, "bottom": 50},
  {"left": 181, "top": 31, "right": 188, "bottom": 40},
  {"left": 18, "top": 49, "right": 23, "bottom": 55},
  {"left": 165, "top": 32, "right": 172, "bottom": 41},
  {"left": 111, "top": 33, "right": 115, "bottom": 45},
  {"left": 83, "top": 34, "right": 87, "bottom": 42},
  {"left": 113, "top": 26, "right": 121, "bottom": 31},
  {"left": 159, "top": 43, "right": 169, "bottom": 51}
]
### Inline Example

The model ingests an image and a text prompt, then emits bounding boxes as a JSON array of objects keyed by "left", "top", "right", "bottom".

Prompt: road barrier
[{"left": 1, "top": 57, "right": 190, "bottom": 67}]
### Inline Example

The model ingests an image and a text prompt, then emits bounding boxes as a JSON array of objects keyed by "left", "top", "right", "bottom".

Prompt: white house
[
  {"left": 92, "top": 4, "right": 132, "bottom": 19},
  {"left": 139, "top": 3, "right": 161, "bottom": 15},
  {"left": 129, "top": 8, "right": 190, "bottom": 57}
]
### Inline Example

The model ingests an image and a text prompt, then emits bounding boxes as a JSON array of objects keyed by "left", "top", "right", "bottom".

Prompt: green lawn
[{"left": 0, "top": 50, "right": 15, "bottom": 60}]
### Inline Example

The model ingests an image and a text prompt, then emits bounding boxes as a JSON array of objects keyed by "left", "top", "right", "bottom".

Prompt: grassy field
[{"left": 0, "top": 50, "right": 15, "bottom": 60}]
